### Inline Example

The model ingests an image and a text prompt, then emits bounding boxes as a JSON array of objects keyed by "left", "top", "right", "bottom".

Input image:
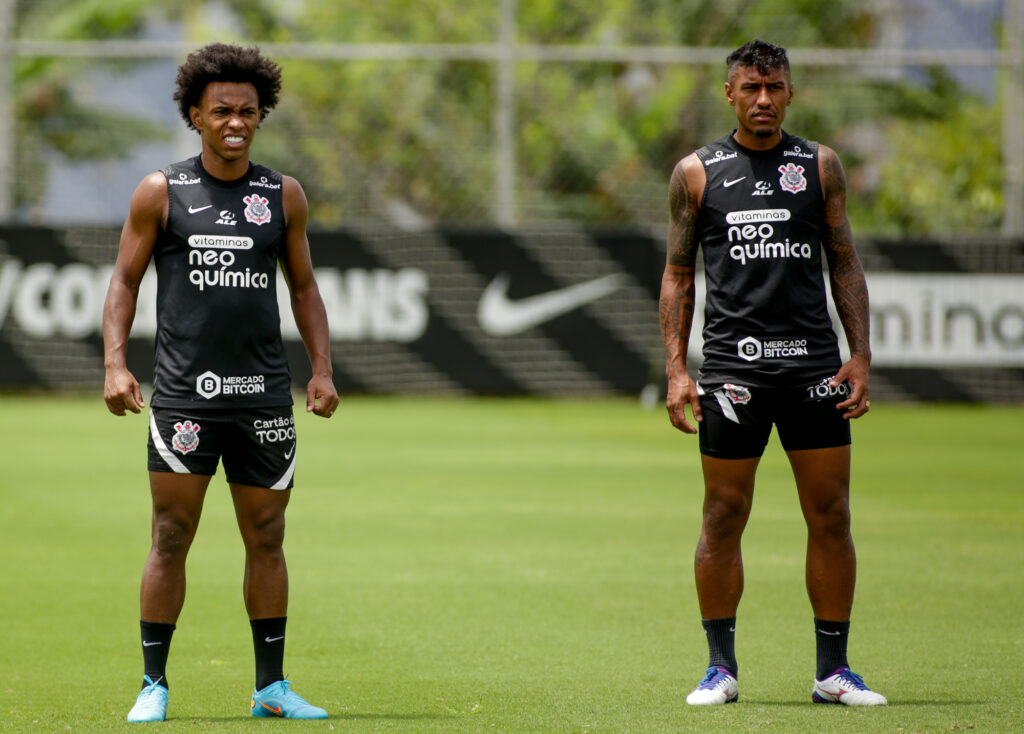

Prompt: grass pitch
[{"left": 1, "top": 395, "right": 1022, "bottom": 733}]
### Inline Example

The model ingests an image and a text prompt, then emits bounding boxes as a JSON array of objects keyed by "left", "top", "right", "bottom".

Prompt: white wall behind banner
[{"left": 685, "top": 272, "right": 1024, "bottom": 369}]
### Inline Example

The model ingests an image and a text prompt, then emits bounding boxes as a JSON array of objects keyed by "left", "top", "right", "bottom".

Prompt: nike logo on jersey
[
  {"left": 477, "top": 273, "right": 626, "bottom": 337},
  {"left": 188, "top": 204, "right": 213, "bottom": 214},
  {"left": 723, "top": 177, "right": 746, "bottom": 188}
]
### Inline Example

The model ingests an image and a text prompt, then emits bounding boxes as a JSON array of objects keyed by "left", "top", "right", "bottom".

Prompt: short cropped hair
[
  {"left": 726, "top": 39, "right": 790, "bottom": 79},
  {"left": 174, "top": 43, "right": 283, "bottom": 131}
]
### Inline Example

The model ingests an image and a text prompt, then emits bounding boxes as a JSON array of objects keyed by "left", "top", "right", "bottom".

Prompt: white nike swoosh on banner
[
  {"left": 723, "top": 177, "right": 746, "bottom": 187},
  {"left": 188, "top": 204, "right": 213, "bottom": 214},
  {"left": 477, "top": 273, "right": 626, "bottom": 337}
]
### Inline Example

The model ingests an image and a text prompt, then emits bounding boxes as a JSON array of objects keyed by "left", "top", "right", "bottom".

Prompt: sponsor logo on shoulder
[
  {"left": 704, "top": 149, "right": 738, "bottom": 166},
  {"left": 249, "top": 175, "right": 282, "bottom": 190},
  {"left": 171, "top": 420, "right": 201, "bottom": 454},
  {"left": 243, "top": 194, "right": 272, "bottom": 225},
  {"left": 169, "top": 173, "right": 201, "bottom": 186},
  {"left": 778, "top": 162, "right": 808, "bottom": 194},
  {"left": 784, "top": 145, "right": 815, "bottom": 159}
]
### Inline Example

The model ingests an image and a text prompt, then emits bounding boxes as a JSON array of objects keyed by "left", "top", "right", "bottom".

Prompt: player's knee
[
  {"left": 152, "top": 514, "right": 196, "bottom": 556},
  {"left": 243, "top": 512, "right": 286, "bottom": 553},
  {"left": 702, "top": 492, "right": 751, "bottom": 539},
  {"left": 807, "top": 495, "right": 851, "bottom": 539}
]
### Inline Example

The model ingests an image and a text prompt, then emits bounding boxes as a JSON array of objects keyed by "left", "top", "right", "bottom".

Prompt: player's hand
[
  {"left": 306, "top": 374, "right": 339, "bottom": 418},
  {"left": 832, "top": 355, "right": 870, "bottom": 419},
  {"left": 665, "top": 373, "right": 702, "bottom": 434},
  {"left": 104, "top": 367, "right": 144, "bottom": 416}
]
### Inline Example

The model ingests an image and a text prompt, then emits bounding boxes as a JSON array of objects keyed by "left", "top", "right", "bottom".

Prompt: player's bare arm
[
  {"left": 660, "top": 155, "right": 704, "bottom": 434},
  {"left": 102, "top": 173, "right": 167, "bottom": 416},
  {"left": 819, "top": 145, "right": 871, "bottom": 419},
  {"left": 281, "top": 175, "right": 339, "bottom": 418}
]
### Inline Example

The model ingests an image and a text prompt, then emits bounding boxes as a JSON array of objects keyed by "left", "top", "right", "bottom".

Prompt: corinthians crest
[
  {"left": 171, "top": 420, "right": 201, "bottom": 454},
  {"left": 243, "top": 194, "right": 272, "bottom": 225},
  {"left": 778, "top": 162, "right": 807, "bottom": 194},
  {"left": 723, "top": 384, "right": 752, "bottom": 405}
]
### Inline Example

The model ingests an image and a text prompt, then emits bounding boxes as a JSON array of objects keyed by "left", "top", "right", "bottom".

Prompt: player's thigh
[
  {"left": 787, "top": 445, "right": 852, "bottom": 532},
  {"left": 697, "top": 383, "right": 773, "bottom": 460},
  {"left": 222, "top": 406, "right": 297, "bottom": 491}
]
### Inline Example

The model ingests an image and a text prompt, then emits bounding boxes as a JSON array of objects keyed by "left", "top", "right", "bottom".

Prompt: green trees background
[{"left": 11, "top": 0, "right": 1009, "bottom": 235}]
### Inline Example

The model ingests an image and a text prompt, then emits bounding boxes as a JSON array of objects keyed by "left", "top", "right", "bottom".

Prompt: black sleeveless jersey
[
  {"left": 694, "top": 131, "right": 841, "bottom": 386},
  {"left": 150, "top": 156, "right": 293, "bottom": 408}
]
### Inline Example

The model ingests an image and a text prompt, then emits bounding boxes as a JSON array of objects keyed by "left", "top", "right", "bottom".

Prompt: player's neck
[
  {"left": 732, "top": 128, "right": 783, "bottom": 151},
  {"left": 199, "top": 150, "right": 250, "bottom": 182}
]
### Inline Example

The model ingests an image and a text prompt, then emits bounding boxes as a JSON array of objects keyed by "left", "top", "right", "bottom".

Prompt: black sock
[
  {"left": 701, "top": 617, "right": 737, "bottom": 677},
  {"left": 140, "top": 620, "right": 175, "bottom": 689},
  {"left": 251, "top": 617, "right": 287, "bottom": 691},
  {"left": 814, "top": 618, "right": 850, "bottom": 680}
]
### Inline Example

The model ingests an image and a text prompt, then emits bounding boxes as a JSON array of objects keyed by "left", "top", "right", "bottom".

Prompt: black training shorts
[
  {"left": 697, "top": 377, "right": 853, "bottom": 460},
  {"left": 147, "top": 406, "right": 297, "bottom": 489}
]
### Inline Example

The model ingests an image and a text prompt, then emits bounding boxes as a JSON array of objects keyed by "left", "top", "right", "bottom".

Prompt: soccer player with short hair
[
  {"left": 659, "top": 39, "right": 887, "bottom": 706},
  {"left": 103, "top": 43, "right": 337, "bottom": 722}
]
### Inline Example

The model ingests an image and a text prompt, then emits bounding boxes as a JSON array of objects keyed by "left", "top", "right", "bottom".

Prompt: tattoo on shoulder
[{"left": 667, "top": 162, "right": 698, "bottom": 268}]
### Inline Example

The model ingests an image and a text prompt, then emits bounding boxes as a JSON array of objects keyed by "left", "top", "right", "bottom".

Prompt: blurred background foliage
[{"left": 10, "top": 0, "right": 1009, "bottom": 235}]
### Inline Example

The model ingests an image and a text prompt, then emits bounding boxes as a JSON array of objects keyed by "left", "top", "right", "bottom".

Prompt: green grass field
[{"left": 1, "top": 396, "right": 1022, "bottom": 733}]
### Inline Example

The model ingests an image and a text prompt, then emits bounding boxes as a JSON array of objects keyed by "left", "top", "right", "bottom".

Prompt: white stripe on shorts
[
  {"left": 150, "top": 411, "right": 189, "bottom": 473},
  {"left": 715, "top": 390, "right": 740, "bottom": 424},
  {"left": 269, "top": 451, "right": 297, "bottom": 490}
]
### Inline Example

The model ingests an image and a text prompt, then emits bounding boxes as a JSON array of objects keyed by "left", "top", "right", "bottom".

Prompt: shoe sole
[{"left": 687, "top": 693, "right": 739, "bottom": 705}]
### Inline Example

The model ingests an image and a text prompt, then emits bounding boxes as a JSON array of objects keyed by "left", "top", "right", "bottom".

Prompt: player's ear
[
  {"left": 725, "top": 82, "right": 735, "bottom": 106},
  {"left": 189, "top": 105, "right": 202, "bottom": 130}
]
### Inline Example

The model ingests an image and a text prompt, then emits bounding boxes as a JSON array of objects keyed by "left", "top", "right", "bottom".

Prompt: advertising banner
[{"left": 0, "top": 226, "right": 1020, "bottom": 401}]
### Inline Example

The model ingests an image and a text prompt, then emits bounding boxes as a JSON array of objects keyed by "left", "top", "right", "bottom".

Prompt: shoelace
[
  {"left": 698, "top": 667, "right": 731, "bottom": 690},
  {"left": 836, "top": 669, "right": 868, "bottom": 690},
  {"left": 142, "top": 676, "right": 166, "bottom": 692}
]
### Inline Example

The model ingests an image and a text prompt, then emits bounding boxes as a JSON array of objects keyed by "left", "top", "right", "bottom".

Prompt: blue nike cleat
[
  {"left": 127, "top": 675, "right": 168, "bottom": 722},
  {"left": 250, "top": 679, "right": 328, "bottom": 719}
]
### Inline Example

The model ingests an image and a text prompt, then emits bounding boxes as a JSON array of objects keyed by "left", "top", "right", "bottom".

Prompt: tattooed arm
[
  {"left": 819, "top": 144, "right": 871, "bottom": 419},
  {"left": 660, "top": 154, "right": 705, "bottom": 434}
]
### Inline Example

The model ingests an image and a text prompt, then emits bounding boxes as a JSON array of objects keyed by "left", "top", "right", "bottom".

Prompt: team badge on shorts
[
  {"left": 778, "top": 162, "right": 807, "bottom": 194},
  {"left": 723, "top": 384, "right": 752, "bottom": 405},
  {"left": 171, "top": 420, "right": 201, "bottom": 454},
  {"left": 243, "top": 194, "right": 271, "bottom": 225}
]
